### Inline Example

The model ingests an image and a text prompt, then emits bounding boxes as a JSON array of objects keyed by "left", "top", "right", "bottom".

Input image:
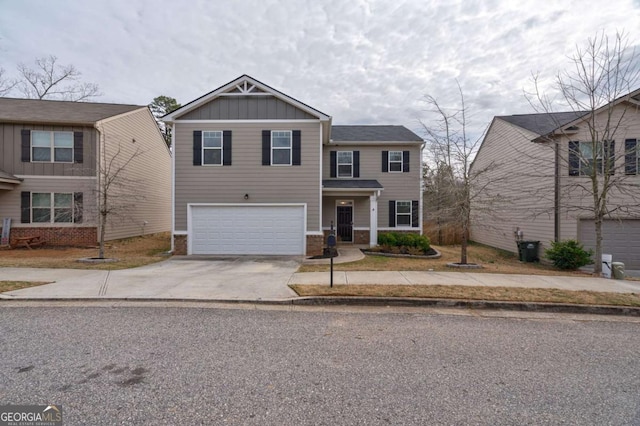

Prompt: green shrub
[
  {"left": 545, "top": 240, "right": 593, "bottom": 270},
  {"left": 377, "top": 232, "right": 431, "bottom": 252}
]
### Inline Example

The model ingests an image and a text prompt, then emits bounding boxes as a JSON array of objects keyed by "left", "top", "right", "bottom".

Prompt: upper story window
[
  {"left": 337, "top": 151, "right": 353, "bottom": 178},
  {"left": 271, "top": 131, "right": 292, "bottom": 165},
  {"left": 569, "top": 141, "right": 614, "bottom": 176},
  {"left": 382, "top": 150, "right": 409, "bottom": 173},
  {"left": 202, "top": 131, "right": 223, "bottom": 165},
  {"left": 31, "top": 131, "right": 73, "bottom": 163},
  {"left": 389, "top": 151, "right": 403, "bottom": 172},
  {"left": 625, "top": 139, "right": 639, "bottom": 175}
]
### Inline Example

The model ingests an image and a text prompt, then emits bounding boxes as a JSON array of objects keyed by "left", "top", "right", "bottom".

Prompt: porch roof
[
  {"left": 322, "top": 179, "right": 383, "bottom": 191},
  {"left": 0, "top": 169, "right": 21, "bottom": 185}
]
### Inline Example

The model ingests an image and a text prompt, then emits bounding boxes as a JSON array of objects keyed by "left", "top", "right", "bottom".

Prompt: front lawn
[
  {"left": 0, "top": 232, "right": 171, "bottom": 270},
  {"left": 298, "top": 243, "right": 585, "bottom": 276}
]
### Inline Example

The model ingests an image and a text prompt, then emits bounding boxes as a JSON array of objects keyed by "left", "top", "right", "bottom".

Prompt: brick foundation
[
  {"left": 306, "top": 234, "right": 324, "bottom": 256},
  {"left": 353, "top": 230, "right": 370, "bottom": 244},
  {"left": 173, "top": 234, "right": 187, "bottom": 255},
  {"left": 2, "top": 227, "right": 97, "bottom": 247}
]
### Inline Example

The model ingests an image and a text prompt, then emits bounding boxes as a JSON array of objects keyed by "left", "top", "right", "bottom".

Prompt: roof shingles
[
  {"left": 498, "top": 111, "right": 587, "bottom": 135},
  {"left": 331, "top": 125, "right": 422, "bottom": 142}
]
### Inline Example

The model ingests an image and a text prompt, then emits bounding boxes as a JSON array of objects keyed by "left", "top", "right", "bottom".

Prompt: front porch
[{"left": 322, "top": 179, "right": 383, "bottom": 247}]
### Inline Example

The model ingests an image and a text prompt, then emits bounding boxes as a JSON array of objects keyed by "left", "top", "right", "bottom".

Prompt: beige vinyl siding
[
  {"left": 174, "top": 121, "right": 321, "bottom": 232},
  {"left": 470, "top": 118, "right": 556, "bottom": 254},
  {"left": 0, "top": 122, "right": 97, "bottom": 176},
  {"left": 98, "top": 108, "right": 171, "bottom": 240},
  {"left": 323, "top": 144, "right": 421, "bottom": 230},
  {"left": 180, "top": 96, "right": 317, "bottom": 120},
  {"left": 0, "top": 177, "right": 97, "bottom": 228},
  {"left": 556, "top": 103, "right": 640, "bottom": 241},
  {"left": 322, "top": 196, "right": 370, "bottom": 228}
]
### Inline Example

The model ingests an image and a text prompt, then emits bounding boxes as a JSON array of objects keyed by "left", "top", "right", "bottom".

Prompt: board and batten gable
[
  {"left": 1, "top": 122, "right": 97, "bottom": 176},
  {"left": 321, "top": 144, "right": 422, "bottom": 230},
  {"left": 179, "top": 95, "right": 318, "bottom": 120},
  {"left": 469, "top": 117, "right": 556, "bottom": 254},
  {"left": 98, "top": 108, "right": 172, "bottom": 240},
  {"left": 174, "top": 120, "right": 322, "bottom": 233}
]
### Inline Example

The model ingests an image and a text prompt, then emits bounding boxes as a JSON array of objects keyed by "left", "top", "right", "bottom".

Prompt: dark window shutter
[
  {"left": 223, "top": 130, "right": 232, "bottom": 166},
  {"left": 193, "top": 131, "right": 202, "bottom": 166},
  {"left": 388, "top": 200, "right": 396, "bottom": 227},
  {"left": 330, "top": 151, "right": 337, "bottom": 178},
  {"left": 604, "top": 140, "right": 614, "bottom": 175},
  {"left": 73, "top": 131, "right": 83, "bottom": 163},
  {"left": 21, "top": 191, "right": 30, "bottom": 223},
  {"left": 382, "top": 151, "right": 389, "bottom": 172},
  {"left": 353, "top": 151, "right": 360, "bottom": 178},
  {"left": 292, "top": 130, "right": 301, "bottom": 166},
  {"left": 262, "top": 130, "right": 271, "bottom": 165},
  {"left": 568, "top": 141, "right": 579, "bottom": 176},
  {"left": 411, "top": 200, "right": 419, "bottom": 228},
  {"left": 403, "top": 151, "right": 410, "bottom": 172},
  {"left": 625, "top": 139, "right": 637, "bottom": 175},
  {"left": 74, "top": 192, "right": 83, "bottom": 223},
  {"left": 21, "top": 129, "right": 31, "bottom": 162}
]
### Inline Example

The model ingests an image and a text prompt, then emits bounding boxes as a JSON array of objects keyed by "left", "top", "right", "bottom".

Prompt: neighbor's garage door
[
  {"left": 189, "top": 204, "right": 305, "bottom": 255},
  {"left": 578, "top": 219, "right": 640, "bottom": 269}
]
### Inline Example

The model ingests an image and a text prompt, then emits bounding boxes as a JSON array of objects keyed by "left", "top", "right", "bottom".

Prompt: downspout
[
  {"left": 94, "top": 123, "right": 104, "bottom": 246},
  {"left": 554, "top": 139, "right": 560, "bottom": 242}
]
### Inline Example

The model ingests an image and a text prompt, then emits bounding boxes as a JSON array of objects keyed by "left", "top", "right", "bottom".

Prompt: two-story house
[
  {"left": 0, "top": 98, "right": 171, "bottom": 247},
  {"left": 163, "top": 75, "right": 424, "bottom": 256},
  {"left": 470, "top": 88, "right": 640, "bottom": 268}
]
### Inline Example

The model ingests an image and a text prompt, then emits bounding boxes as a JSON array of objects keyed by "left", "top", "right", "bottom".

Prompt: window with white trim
[
  {"left": 389, "top": 151, "right": 403, "bottom": 172},
  {"left": 271, "top": 131, "right": 292, "bottom": 165},
  {"left": 32, "top": 193, "right": 75, "bottom": 223},
  {"left": 337, "top": 151, "right": 353, "bottom": 178},
  {"left": 202, "top": 131, "right": 223, "bottom": 165},
  {"left": 396, "top": 200, "right": 412, "bottom": 226},
  {"left": 31, "top": 131, "right": 73, "bottom": 162}
]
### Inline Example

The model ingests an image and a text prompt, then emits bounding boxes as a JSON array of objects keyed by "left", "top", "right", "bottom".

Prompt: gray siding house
[
  {"left": 0, "top": 98, "right": 171, "bottom": 246},
  {"left": 164, "top": 75, "right": 424, "bottom": 256},
  {"left": 470, "top": 89, "right": 640, "bottom": 268}
]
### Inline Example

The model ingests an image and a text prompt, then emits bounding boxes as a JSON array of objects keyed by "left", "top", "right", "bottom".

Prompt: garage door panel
[
  {"left": 578, "top": 220, "right": 640, "bottom": 269},
  {"left": 190, "top": 205, "right": 305, "bottom": 255}
]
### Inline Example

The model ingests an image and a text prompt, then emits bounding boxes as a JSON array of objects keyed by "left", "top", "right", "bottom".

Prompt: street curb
[{"left": 1, "top": 296, "right": 639, "bottom": 316}]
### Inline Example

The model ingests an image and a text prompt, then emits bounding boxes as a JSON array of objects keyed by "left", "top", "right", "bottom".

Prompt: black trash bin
[{"left": 517, "top": 241, "right": 540, "bottom": 262}]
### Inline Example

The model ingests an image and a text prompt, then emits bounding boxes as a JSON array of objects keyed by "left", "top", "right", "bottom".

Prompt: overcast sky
[{"left": 1, "top": 0, "right": 639, "bottom": 138}]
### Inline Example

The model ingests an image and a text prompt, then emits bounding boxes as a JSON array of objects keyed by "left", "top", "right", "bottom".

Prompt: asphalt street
[{"left": 1, "top": 303, "right": 639, "bottom": 425}]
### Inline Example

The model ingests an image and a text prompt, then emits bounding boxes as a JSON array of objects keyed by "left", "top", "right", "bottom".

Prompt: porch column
[{"left": 369, "top": 193, "right": 378, "bottom": 247}]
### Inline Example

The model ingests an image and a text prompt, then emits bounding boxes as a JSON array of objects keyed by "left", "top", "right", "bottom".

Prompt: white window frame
[
  {"left": 396, "top": 200, "right": 412, "bottom": 227},
  {"left": 337, "top": 151, "right": 353, "bottom": 178},
  {"left": 31, "top": 192, "right": 77, "bottom": 224},
  {"left": 31, "top": 131, "right": 74, "bottom": 163},
  {"left": 271, "top": 130, "right": 292, "bottom": 166},
  {"left": 389, "top": 150, "right": 403, "bottom": 173},
  {"left": 202, "top": 131, "right": 223, "bottom": 166}
]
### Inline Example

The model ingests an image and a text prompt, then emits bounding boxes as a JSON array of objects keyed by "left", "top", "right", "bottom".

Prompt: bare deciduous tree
[
  {"left": 16, "top": 55, "right": 101, "bottom": 101},
  {"left": 0, "top": 67, "right": 16, "bottom": 95},
  {"left": 421, "top": 83, "right": 506, "bottom": 265},
  {"left": 526, "top": 31, "right": 640, "bottom": 274},
  {"left": 96, "top": 128, "right": 145, "bottom": 259}
]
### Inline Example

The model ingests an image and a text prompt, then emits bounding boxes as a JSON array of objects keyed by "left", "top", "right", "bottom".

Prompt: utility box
[
  {"left": 612, "top": 262, "right": 625, "bottom": 280},
  {"left": 517, "top": 241, "right": 540, "bottom": 262}
]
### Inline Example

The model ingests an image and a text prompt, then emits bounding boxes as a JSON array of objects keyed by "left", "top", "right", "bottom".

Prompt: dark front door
[{"left": 337, "top": 206, "right": 353, "bottom": 242}]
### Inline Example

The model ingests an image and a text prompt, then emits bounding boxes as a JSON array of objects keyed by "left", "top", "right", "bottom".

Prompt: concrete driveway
[{"left": 0, "top": 257, "right": 301, "bottom": 300}]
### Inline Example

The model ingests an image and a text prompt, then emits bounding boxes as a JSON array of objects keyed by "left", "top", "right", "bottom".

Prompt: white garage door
[
  {"left": 578, "top": 219, "right": 640, "bottom": 269},
  {"left": 189, "top": 204, "right": 305, "bottom": 255}
]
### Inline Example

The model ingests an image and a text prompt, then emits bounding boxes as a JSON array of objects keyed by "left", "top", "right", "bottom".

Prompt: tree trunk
[{"left": 593, "top": 214, "right": 603, "bottom": 275}]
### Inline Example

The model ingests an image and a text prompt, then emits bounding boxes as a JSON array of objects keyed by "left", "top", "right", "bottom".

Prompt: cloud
[{"left": 1, "top": 0, "right": 639, "bottom": 140}]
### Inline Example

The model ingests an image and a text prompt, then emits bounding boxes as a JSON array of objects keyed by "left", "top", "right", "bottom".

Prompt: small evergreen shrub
[
  {"left": 545, "top": 240, "right": 593, "bottom": 270},
  {"left": 377, "top": 232, "right": 431, "bottom": 253}
]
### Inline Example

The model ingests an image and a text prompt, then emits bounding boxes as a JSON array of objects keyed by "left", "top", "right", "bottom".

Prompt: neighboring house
[
  {"left": 0, "top": 98, "right": 172, "bottom": 246},
  {"left": 470, "top": 89, "right": 640, "bottom": 268},
  {"left": 163, "top": 75, "right": 424, "bottom": 256}
]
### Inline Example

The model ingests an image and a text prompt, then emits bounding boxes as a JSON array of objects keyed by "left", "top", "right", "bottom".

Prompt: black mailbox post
[{"left": 327, "top": 221, "right": 337, "bottom": 287}]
